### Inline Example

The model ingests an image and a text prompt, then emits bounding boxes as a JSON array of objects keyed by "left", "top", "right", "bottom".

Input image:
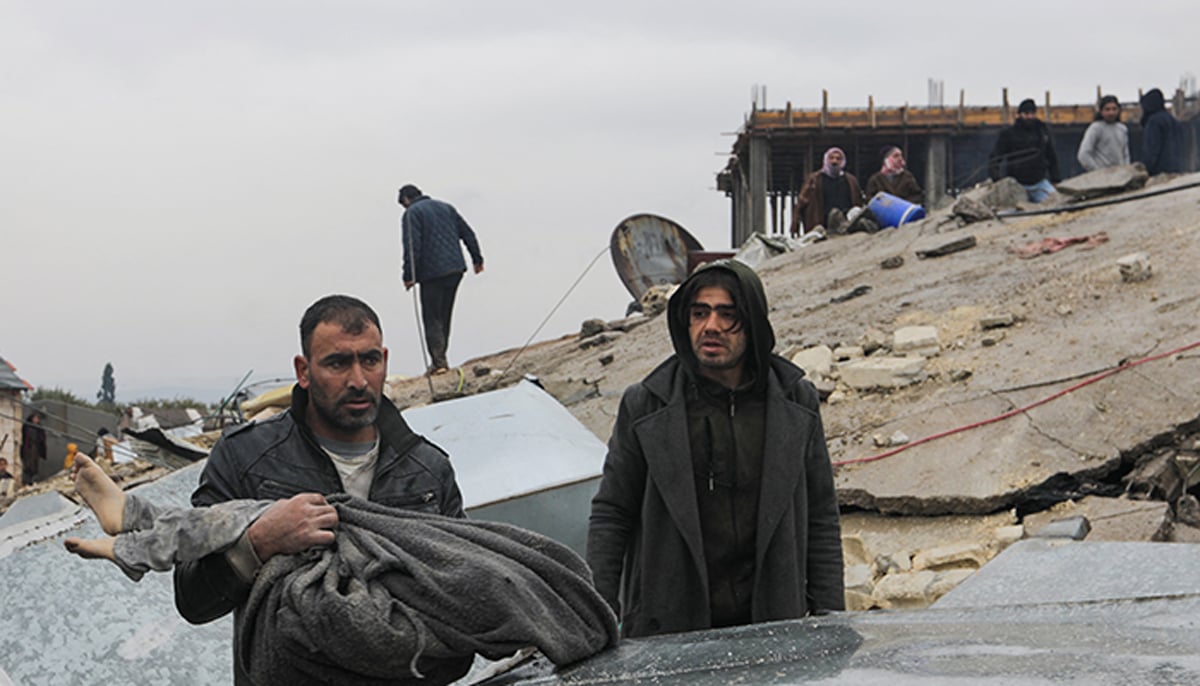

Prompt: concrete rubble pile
[{"left": 384, "top": 169, "right": 1200, "bottom": 612}]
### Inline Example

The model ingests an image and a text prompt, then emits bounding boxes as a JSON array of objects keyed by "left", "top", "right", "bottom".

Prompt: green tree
[{"left": 97, "top": 362, "right": 116, "bottom": 405}]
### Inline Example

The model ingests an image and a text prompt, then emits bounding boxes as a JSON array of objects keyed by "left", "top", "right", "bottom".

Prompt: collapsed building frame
[{"left": 718, "top": 88, "right": 1200, "bottom": 246}]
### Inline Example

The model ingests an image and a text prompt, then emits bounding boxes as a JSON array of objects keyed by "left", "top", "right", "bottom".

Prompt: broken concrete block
[
  {"left": 606, "top": 313, "right": 652, "bottom": 333},
  {"left": 912, "top": 541, "right": 990, "bottom": 571},
  {"left": 1117, "top": 252, "right": 1152, "bottom": 282},
  {"left": 812, "top": 377, "right": 836, "bottom": 400},
  {"left": 1056, "top": 163, "right": 1149, "bottom": 199},
  {"left": 927, "top": 569, "right": 976, "bottom": 601},
  {"left": 893, "top": 326, "right": 940, "bottom": 356},
  {"left": 979, "top": 313, "right": 1015, "bottom": 329},
  {"left": 872, "top": 570, "right": 937, "bottom": 609},
  {"left": 598, "top": 354, "right": 614, "bottom": 366},
  {"left": 839, "top": 356, "right": 927, "bottom": 390},
  {"left": 992, "top": 524, "right": 1025, "bottom": 547},
  {"left": 639, "top": 284, "right": 676, "bottom": 317},
  {"left": 951, "top": 195, "right": 995, "bottom": 223},
  {"left": 981, "top": 331, "right": 1006, "bottom": 346},
  {"left": 580, "top": 318, "right": 606, "bottom": 338},
  {"left": 833, "top": 345, "right": 865, "bottom": 361},
  {"left": 827, "top": 390, "right": 846, "bottom": 405},
  {"left": 791, "top": 345, "right": 834, "bottom": 379},
  {"left": 841, "top": 534, "right": 871, "bottom": 567},
  {"left": 1124, "top": 452, "right": 1184, "bottom": 502},
  {"left": 1031, "top": 515, "right": 1092, "bottom": 540},
  {"left": 859, "top": 328, "right": 889, "bottom": 355},
  {"left": 873, "top": 431, "right": 910, "bottom": 448},
  {"left": 844, "top": 564, "right": 876, "bottom": 595},
  {"left": 959, "top": 176, "right": 1027, "bottom": 210},
  {"left": 873, "top": 552, "right": 912, "bottom": 576},
  {"left": 1176, "top": 494, "right": 1200, "bottom": 528},
  {"left": 1025, "top": 497, "right": 1174, "bottom": 542},
  {"left": 845, "top": 589, "right": 875, "bottom": 612}
]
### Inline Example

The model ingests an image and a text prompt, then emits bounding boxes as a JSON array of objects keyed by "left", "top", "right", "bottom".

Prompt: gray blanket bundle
[{"left": 237, "top": 495, "right": 618, "bottom": 685}]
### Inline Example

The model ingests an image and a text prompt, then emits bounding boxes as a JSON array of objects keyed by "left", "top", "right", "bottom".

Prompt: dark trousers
[{"left": 419, "top": 271, "right": 463, "bottom": 368}]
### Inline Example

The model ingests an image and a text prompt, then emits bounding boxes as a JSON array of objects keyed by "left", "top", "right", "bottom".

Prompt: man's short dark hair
[
  {"left": 299, "top": 295, "right": 382, "bottom": 358},
  {"left": 1017, "top": 98, "right": 1037, "bottom": 114},
  {"left": 398, "top": 184, "right": 423, "bottom": 203}
]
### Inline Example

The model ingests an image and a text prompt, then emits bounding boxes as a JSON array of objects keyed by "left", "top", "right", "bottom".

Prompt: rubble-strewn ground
[
  {"left": 11, "top": 172, "right": 1198, "bottom": 612},
  {"left": 388, "top": 171, "right": 1200, "bottom": 608}
]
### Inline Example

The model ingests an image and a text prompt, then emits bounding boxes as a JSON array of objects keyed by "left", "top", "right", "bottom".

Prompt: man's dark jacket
[
  {"left": 401, "top": 195, "right": 483, "bottom": 283},
  {"left": 1140, "top": 88, "right": 1183, "bottom": 175},
  {"left": 586, "top": 260, "right": 844, "bottom": 638},
  {"left": 989, "top": 118, "right": 1061, "bottom": 185},
  {"left": 173, "top": 386, "right": 465, "bottom": 684}
]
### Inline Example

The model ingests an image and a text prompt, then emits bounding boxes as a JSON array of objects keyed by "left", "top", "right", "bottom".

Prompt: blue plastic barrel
[{"left": 867, "top": 192, "right": 926, "bottom": 228}]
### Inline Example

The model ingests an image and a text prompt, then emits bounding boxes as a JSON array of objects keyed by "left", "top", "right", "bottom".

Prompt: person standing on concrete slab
[
  {"left": 989, "top": 98, "right": 1062, "bottom": 203},
  {"left": 173, "top": 294, "right": 466, "bottom": 685},
  {"left": 1139, "top": 88, "right": 1183, "bottom": 175},
  {"left": 587, "top": 259, "right": 844, "bottom": 638},
  {"left": 865, "top": 145, "right": 924, "bottom": 204},
  {"left": 19, "top": 410, "right": 46, "bottom": 486},
  {"left": 398, "top": 184, "right": 484, "bottom": 375},
  {"left": 791, "top": 147, "right": 864, "bottom": 236},
  {"left": 1076, "top": 95, "right": 1130, "bottom": 171}
]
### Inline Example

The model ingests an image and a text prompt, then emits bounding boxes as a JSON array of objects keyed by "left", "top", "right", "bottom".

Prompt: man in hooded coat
[
  {"left": 587, "top": 259, "right": 844, "bottom": 638},
  {"left": 1139, "top": 88, "right": 1183, "bottom": 176}
]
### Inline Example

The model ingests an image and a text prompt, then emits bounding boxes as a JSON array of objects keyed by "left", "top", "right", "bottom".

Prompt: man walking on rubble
[
  {"left": 989, "top": 98, "right": 1062, "bottom": 203},
  {"left": 587, "top": 259, "right": 844, "bottom": 638},
  {"left": 173, "top": 294, "right": 466, "bottom": 685},
  {"left": 398, "top": 184, "right": 484, "bottom": 375}
]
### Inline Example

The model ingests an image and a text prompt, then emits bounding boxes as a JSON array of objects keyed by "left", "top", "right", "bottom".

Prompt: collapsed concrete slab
[
  {"left": 1055, "top": 163, "right": 1148, "bottom": 199},
  {"left": 1022, "top": 496, "right": 1173, "bottom": 542}
]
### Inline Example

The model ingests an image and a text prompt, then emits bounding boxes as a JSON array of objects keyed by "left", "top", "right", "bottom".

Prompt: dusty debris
[
  {"left": 916, "top": 236, "right": 977, "bottom": 259},
  {"left": 580, "top": 318, "right": 606, "bottom": 338},
  {"left": 1117, "top": 252, "right": 1152, "bottom": 282},
  {"left": 1055, "top": 163, "right": 1149, "bottom": 200}
]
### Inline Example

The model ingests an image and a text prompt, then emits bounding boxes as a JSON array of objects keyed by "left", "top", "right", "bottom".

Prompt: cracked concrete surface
[{"left": 389, "top": 173, "right": 1200, "bottom": 519}]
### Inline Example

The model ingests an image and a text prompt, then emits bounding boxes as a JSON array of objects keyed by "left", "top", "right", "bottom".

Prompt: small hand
[
  {"left": 473, "top": 264, "right": 484, "bottom": 275},
  {"left": 404, "top": 280, "right": 414, "bottom": 291},
  {"left": 247, "top": 493, "right": 338, "bottom": 561}
]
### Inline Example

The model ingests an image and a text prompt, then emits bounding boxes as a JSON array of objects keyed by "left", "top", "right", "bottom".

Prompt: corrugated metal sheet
[
  {"left": 404, "top": 379, "right": 605, "bottom": 556},
  {"left": 0, "top": 357, "right": 31, "bottom": 391},
  {"left": 0, "top": 380, "right": 605, "bottom": 683}
]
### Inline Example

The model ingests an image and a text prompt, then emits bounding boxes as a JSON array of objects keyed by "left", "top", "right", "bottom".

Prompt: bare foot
[
  {"left": 64, "top": 536, "right": 117, "bottom": 561},
  {"left": 72, "top": 453, "right": 125, "bottom": 535}
]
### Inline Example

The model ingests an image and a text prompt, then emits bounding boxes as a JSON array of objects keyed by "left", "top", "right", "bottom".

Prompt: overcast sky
[{"left": 2, "top": 1, "right": 1196, "bottom": 403}]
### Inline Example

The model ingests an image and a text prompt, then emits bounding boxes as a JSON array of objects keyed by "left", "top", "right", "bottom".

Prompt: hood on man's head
[
  {"left": 666, "top": 259, "right": 776, "bottom": 381},
  {"left": 1140, "top": 88, "right": 1166, "bottom": 119}
]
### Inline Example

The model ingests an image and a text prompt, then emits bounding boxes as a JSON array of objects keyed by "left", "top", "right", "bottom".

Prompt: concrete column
[
  {"left": 746, "top": 136, "right": 769, "bottom": 244},
  {"left": 925, "top": 135, "right": 949, "bottom": 209}
]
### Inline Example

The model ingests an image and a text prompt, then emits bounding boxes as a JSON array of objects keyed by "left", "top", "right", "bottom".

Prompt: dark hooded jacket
[
  {"left": 989, "top": 117, "right": 1061, "bottom": 185},
  {"left": 1140, "top": 88, "right": 1183, "bottom": 175},
  {"left": 173, "top": 385, "right": 465, "bottom": 685},
  {"left": 587, "top": 259, "right": 844, "bottom": 638}
]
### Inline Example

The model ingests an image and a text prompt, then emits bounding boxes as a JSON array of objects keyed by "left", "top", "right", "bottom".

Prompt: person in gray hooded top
[{"left": 587, "top": 259, "right": 844, "bottom": 638}]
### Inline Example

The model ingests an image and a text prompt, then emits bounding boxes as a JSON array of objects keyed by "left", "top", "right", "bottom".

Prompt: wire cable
[
  {"left": 833, "top": 339, "right": 1200, "bottom": 468},
  {"left": 490, "top": 245, "right": 611, "bottom": 389}
]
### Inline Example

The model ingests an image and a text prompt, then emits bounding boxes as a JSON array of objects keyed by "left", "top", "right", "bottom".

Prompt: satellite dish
[{"left": 609, "top": 213, "right": 704, "bottom": 302}]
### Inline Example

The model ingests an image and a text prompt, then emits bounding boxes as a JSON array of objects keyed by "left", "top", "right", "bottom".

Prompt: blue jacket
[{"left": 401, "top": 196, "right": 484, "bottom": 283}]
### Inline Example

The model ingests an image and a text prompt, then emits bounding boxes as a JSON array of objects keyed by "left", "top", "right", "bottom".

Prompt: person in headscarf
[
  {"left": 790, "top": 147, "right": 863, "bottom": 236},
  {"left": 1076, "top": 95, "right": 1130, "bottom": 172},
  {"left": 865, "top": 146, "right": 924, "bottom": 204},
  {"left": 989, "top": 98, "right": 1061, "bottom": 203},
  {"left": 1139, "top": 88, "right": 1183, "bottom": 175}
]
